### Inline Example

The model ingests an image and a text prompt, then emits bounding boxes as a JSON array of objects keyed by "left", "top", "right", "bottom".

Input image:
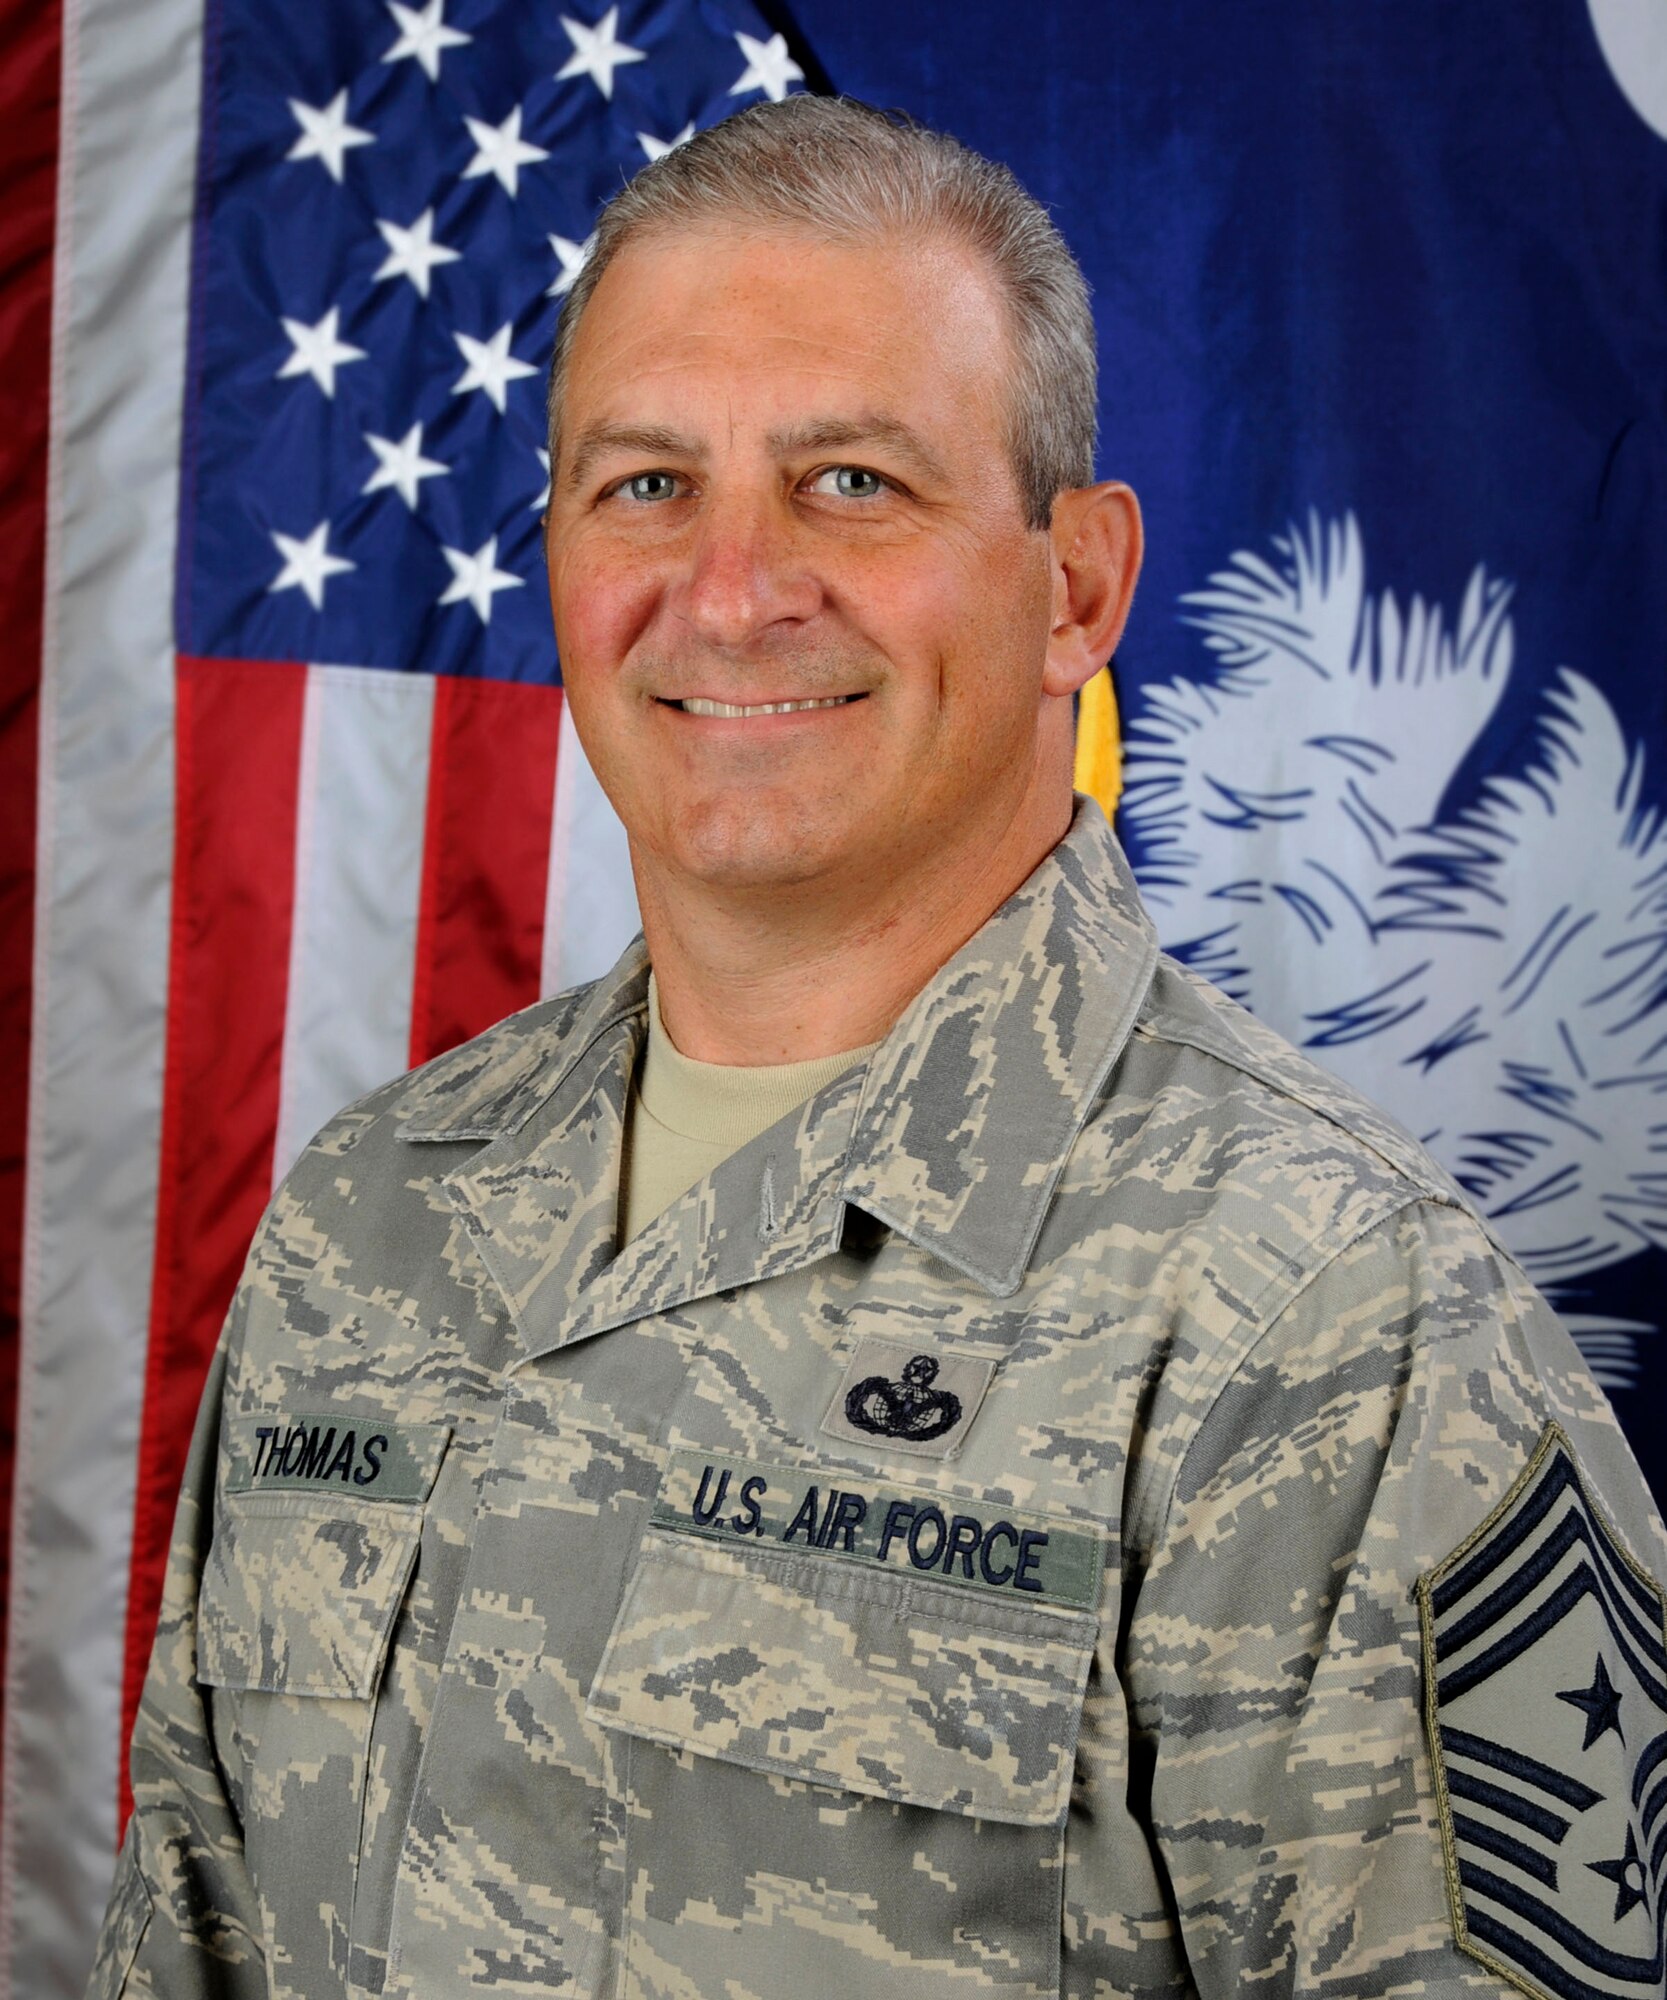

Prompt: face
[{"left": 545, "top": 223, "right": 1064, "bottom": 908}]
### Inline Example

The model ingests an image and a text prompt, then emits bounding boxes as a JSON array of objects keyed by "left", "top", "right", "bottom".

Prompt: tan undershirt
[{"left": 619, "top": 975, "right": 879, "bottom": 1243}]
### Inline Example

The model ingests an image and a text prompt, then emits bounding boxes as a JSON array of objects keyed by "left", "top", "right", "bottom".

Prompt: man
[{"left": 90, "top": 95, "right": 1667, "bottom": 2000}]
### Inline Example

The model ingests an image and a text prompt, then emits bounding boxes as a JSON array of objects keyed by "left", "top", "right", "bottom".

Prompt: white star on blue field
[{"left": 189, "top": 0, "right": 805, "bottom": 682}]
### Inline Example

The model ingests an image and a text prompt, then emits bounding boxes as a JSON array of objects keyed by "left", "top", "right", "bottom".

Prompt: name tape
[
  {"left": 227, "top": 1413, "right": 449, "bottom": 1505},
  {"left": 652, "top": 1450, "right": 1101, "bottom": 1611}
]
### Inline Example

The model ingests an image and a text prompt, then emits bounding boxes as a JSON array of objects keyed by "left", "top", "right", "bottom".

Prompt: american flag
[{"left": 0, "top": 1, "right": 804, "bottom": 1990}]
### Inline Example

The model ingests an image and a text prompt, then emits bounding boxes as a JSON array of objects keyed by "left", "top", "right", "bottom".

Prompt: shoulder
[
  {"left": 1133, "top": 950, "right": 1470, "bottom": 1208},
  {"left": 1145, "top": 1139, "right": 1667, "bottom": 1585},
  {"left": 1123, "top": 957, "right": 1628, "bottom": 1462},
  {"left": 220, "top": 967, "right": 642, "bottom": 1399},
  {"left": 393, "top": 968, "right": 649, "bottom": 1140},
  {"left": 285, "top": 962, "right": 639, "bottom": 1184},
  {"left": 1061, "top": 949, "right": 1481, "bottom": 1331},
  {"left": 396, "top": 975, "right": 622, "bottom": 1142},
  {"left": 1069, "top": 954, "right": 1664, "bottom": 1561}
]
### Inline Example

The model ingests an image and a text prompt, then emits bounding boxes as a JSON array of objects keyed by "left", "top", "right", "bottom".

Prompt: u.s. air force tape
[
  {"left": 226, "top": 1413, "right": 449, "bottom": 1505},
  {"left": 651, "top": 1450, "right": 1102, "bottom": 1611}
]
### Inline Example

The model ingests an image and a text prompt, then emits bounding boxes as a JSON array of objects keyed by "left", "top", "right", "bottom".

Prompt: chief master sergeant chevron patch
[{"left": 1420, "top": 1422, "right": 1667, "bottom": 2000}]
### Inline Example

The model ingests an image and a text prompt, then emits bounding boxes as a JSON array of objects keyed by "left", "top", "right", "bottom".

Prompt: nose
[{"left": 675, "top": 490, "right": 821, "bottom": 651}]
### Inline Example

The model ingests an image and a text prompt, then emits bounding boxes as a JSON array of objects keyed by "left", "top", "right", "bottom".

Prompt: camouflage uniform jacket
[{"left": 90, "top": 802, "right": 1667, "bottom": 2000}]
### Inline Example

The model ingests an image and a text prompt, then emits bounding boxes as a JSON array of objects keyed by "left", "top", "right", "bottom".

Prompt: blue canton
[
  {"left": 179, "top": 0, "right": 804, "bottom": 682},
  {"left": 1421, "top": 1425, "right": 1667, "bottom": 2000}
]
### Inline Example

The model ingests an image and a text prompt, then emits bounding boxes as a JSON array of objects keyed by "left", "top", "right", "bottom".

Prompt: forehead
[{"left": 561, "top": 223, "right": 1013, "bottom": 442}]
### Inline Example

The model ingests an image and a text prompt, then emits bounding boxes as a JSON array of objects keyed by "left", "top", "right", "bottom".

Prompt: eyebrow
[
  {"left": 766, "top": 415, "right": 950, "bottom": 487},
  {"left": 563, "top": 423, "right": 703, "bottom": 491},
  {"left": 562, "top": 413, "right": 951, "bottom": 492}
]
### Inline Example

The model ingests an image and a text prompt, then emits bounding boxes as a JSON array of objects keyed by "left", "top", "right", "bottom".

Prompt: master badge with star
[{"left": 1419, "top": 1423, "right": 1667, "bottom": 1999}]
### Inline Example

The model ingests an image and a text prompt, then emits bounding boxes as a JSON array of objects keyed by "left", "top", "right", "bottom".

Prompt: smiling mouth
[{"left": 669, "top": 695, "right": 864, "bottom": 718}]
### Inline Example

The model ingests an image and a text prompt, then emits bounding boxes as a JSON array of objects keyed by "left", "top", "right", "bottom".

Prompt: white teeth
[{"left": 678, "top": 695, "right": 856, "bottom": 717}]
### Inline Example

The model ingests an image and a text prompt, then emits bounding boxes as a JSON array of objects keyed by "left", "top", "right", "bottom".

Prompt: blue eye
[
  {"left": 830, "top": 466, "right": 882, "bottom": 498},
  {"left": 625, "top": 471, "right": 678, "bottom": 502}
]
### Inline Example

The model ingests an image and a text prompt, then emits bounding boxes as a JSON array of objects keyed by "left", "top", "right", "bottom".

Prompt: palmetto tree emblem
[{"left": 1121, "top": 514, "right": 1667, "bottom": 1386}]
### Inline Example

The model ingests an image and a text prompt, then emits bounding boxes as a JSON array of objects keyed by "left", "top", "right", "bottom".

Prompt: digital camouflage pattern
[{"left": 87, "top": 803, "right": 1667, "bottom": 1999}]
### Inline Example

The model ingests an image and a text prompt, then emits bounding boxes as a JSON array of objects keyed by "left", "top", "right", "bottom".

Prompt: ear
[{"left": 1040, "top": 482, "right": 1143, "bottom": 699}]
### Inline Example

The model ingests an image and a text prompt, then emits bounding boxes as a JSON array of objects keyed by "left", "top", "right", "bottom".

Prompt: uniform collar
[
  {"left": 840, "top": 799, "right": 1158, "bottom": 1296},
  {"left": 397, "top": 941, "right": 651, "bottom": 1142},
  {"left": 397, "top": 800, "right": 1158, "bottom": 1342}
]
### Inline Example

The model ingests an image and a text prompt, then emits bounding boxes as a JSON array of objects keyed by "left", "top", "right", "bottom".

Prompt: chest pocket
[
  {"left": 198, "top": 1411, "right": 450, "bottom": 1698},
  {"left": 589, "top": 1530, "right": 1095, "bottom": 1823},
  {"left": 198, "top": 1495, "right": 424, "bottom": 1699},
  {"left": 195, "top": 1421, "right": 449, "bottom": 1997},
  {"left": 585, "top": 1519, "right": 1099, "bottom": 1997}
]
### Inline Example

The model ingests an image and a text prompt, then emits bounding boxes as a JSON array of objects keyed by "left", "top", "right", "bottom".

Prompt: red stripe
[
  {"left": 119, "top": 657, "right": 306, "bottom": 1827},
  {"left": 0, "top": 0, "right": 61, "bottom": 1774},
  {"left": 409, "top": 677, "right": 563, "bottom": 1067}
]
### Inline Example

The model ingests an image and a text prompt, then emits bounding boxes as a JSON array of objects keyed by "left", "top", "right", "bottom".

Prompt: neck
[{"left": 637, "top": 777, "right": 1076, "bottom": 1066}]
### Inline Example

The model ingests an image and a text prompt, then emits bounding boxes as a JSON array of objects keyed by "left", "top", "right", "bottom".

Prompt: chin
[{"left": 665, "top": 797, "right": 857, "bottom": 892}]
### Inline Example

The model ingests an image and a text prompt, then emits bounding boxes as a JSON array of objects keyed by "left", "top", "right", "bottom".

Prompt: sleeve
[
  {"left": 1120, "top": 1195, "right": 1667, "bottom": 2000},
  {"left": 83, "top": 1332, "right": 267, "bottom": 1998}
]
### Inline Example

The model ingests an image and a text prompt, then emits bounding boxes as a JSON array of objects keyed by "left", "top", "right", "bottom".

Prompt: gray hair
[{"left": 546, "top": 96, "right": 1097, "bottom": 530}]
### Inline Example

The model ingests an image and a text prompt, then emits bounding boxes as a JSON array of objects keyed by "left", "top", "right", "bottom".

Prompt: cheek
[
  {"left": 549, "top": 540, "right": 661, "bottom": 683},
  {"left": 846, "top": 551, "right": 983, "bottom": 690},
  {"left": 919, "top": 555, "right": 1050, "bottom": 713}
]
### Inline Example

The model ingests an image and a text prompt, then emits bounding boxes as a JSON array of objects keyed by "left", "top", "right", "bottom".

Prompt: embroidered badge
[
  {"left": 226, "top": 1413, "right": 450, "bottom": 1506},
  {"left": 1417, "top": 1422, "right": 1667, "bottom": 2000},
  {"left": 651, "top": 1449, "right": 1101, "bottom": 1611},
  {"left": 820, "top": 1337, "right": 995, "bottom": 1459}
]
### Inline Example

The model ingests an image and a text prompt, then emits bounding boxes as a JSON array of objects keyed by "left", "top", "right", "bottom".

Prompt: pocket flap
[
  {"left": 585, "top": 1531, "right": 1097, "bottom": 1828},
  {"left": 199, "top": 1497, "right": 423, "bottom": 1698}
]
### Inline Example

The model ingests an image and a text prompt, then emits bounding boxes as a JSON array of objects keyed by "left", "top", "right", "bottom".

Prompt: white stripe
[
  {"left": 541, "top": 695, "right": 639, "bottom": 995},
  {"left": 3, "top": 0, "right": 205, "bottom": 1988},
  {"left": 538, "top": 695, "right": 578, "bottom": 998},
  {"left": 272, "top": 665, "right": 326, "bottom": 1177},
  {"left": 272, "top": 666, "right": 436, "bottom": 1183}
]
